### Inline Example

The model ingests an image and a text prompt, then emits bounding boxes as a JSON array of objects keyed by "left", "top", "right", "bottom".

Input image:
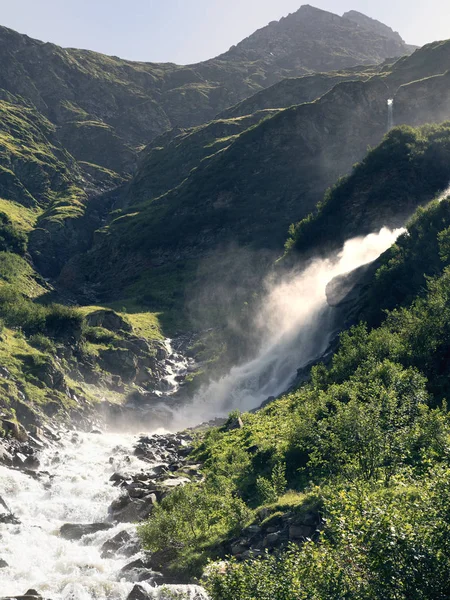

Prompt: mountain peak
[{"left": 343, "top": 10, "right": 406, "bottom": 45}]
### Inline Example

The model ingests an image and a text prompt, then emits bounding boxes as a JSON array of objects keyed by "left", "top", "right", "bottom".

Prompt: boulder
[
  {"left": 127, "top": 585, "right": 151, "bottom": 600},
  {"left": 102, "top": 529, "right": 141, "bottom": 559},
  {"left": 86, "top": 309, "right": 132, "bottom": 332},
  {"left": 2, "top": 420, "right": 28, "bottom": 442},
  {"left": 289, "top": 524, "right": 315, "bottom": 540},
  {"left": 0, "top": 558, "right": 8, "bottom": 567},
  {"left": 0, "top": 444, "right": 13, "bottom": 466},
  {"left": 0, "top": 495, "right": 20, "bottom": 525},
  {"left": 60, "top": 522, "right": 113, "bottom": 540}
]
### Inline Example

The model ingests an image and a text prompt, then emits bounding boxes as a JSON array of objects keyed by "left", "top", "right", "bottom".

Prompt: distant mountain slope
[
  {"left": 0, "top": 5, "right": 412, "bottom": 178},
  {"left": 56, "top": 38, "right": 450, "bottom": 314},
  {"left": 343, "top": 10, "right": 416, "bottom": 51}
]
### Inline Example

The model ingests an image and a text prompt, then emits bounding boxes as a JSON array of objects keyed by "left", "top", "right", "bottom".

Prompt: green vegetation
[
  {"left": 286, "top": 123, "right": 450, "bottom": 256},
  {"left": 139, "top": 197, "right": 450, "bottom": 597}
]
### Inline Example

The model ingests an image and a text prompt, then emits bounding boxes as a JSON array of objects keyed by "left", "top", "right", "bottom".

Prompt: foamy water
[{"left": 0, "top": 432, "right": 207, "bottom": 599}]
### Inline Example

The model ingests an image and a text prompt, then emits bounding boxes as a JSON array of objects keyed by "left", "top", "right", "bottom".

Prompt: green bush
[
  {"left": 207, "top": 471, "right": 450, "bottom": 600},
  {"left": 0, "top": 284, "right": 83, "bottom": 339},
  {"left": 139, "top": 476, "right": 252, "bottom": 578}
]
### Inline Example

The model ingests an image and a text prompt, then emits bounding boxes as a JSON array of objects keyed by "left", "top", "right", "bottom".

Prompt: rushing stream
[{"left": 0, "top": 432, "right": 205, "bottom": 599}]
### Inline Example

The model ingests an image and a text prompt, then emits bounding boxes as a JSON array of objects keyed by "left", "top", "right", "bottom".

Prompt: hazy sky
[{"left": 1, "top": 1, "right": 448, "bottom": 64}]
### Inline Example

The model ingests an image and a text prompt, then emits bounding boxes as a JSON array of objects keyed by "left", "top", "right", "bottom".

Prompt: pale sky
[{"left": 1, "top": 0, "right": 449, "bottom": 64}]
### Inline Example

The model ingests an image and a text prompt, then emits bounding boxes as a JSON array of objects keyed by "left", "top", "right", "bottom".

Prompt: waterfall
[
  {"left": 170, "top": 227, "right": 405, "bottom": 429},
  {"left": 387, "top": 98, "right": 394, "bottom": 130}
]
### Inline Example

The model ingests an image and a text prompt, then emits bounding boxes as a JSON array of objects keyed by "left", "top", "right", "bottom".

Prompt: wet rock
[
  {"left": 108, "top": 492, "right": 156, "bottom": 523},
  {"left": 127, "top": 585, "right": 150, "bottom": 600},
  {"left": 23, "top": 454, "right": 40, "bottom": 471},
  {"left": 0, "top": 444, "right": 13, "bottom": 466},
  {"left": 0, "top": 495, "right": 20, "bottom": 525},
  {"left": 60, "top": 522, "right": 113, "bottom": 540},
  {"left": 100, "top": 529, "right": 141, "bottom": 559},
  {"left": 0, "top": 592, "right": 45, "bottom": 600}
]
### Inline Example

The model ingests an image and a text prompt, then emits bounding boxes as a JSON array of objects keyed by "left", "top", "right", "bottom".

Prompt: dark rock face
[
  {"left": 326, "top": 263, "right": 377, "bottom": 308},
  {"left": 226, "top": 509, "right": 321, "bottom": 561}
]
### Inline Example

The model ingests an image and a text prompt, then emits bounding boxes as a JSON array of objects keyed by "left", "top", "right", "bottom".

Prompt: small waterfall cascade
[{"left": 387, "top": 98, "right": 394, "bottom": 130}]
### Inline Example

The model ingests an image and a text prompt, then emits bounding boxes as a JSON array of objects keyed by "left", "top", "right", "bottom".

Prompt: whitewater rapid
[{"left": 0, "top": 432, "right": 205, "bottom": 599}]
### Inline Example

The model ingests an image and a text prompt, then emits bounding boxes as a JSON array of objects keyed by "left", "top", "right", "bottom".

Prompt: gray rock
[
  {"left": 127, "top": 584, "right": 150, "bottom": 600},
  {"left": 60, "top": 522, "right": 113, "bottom": 540},
  {"left": 264, "top": 532, "right": 282, "bottom": 547},
  {"left": 0, "top": 495, "right": 20, "bottom": 525},
  {"left": 0, "top": 558, "right": 8, "bottom": 567},
  {"left": 101, "top": 529, "right": 140, "bottom": 559},
  {"left": 0, "top": 445, "right": 13, "bottom": 466},
  {"left": 85, "top": 309, "right": 132, "bottom": 332},
  {"left": 231, "top": 542, "right": 248, "bottom": 555}
]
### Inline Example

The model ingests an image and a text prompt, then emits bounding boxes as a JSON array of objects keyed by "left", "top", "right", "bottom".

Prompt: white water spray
[
  {"left": 172, "top": 227, "right": 405, "bottom": 428},
  {"left": 387, "top": 98, "right": 394, "bottom": 131}
]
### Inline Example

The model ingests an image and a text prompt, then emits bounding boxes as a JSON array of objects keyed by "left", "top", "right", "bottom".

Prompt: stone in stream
[
  {"left": 0, "top": 591, "right": 46, "bottom": 600},
  {"left": 0, "top": 444, "right": 13, "bottom": 466},
  {"left": 0, "top": 495, "right": 20, "bottom": 525},
  {"left": 108, "top": 492, "right": 157, "bottom": 522},
  {"left": 60, "top": 522, "right": 114, "bottom": 540},
  {"left": 101, "top": 529, "right": 141, "bottom": 558}
]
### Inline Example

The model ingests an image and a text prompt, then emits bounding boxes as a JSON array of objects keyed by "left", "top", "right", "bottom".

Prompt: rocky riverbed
[{"left": 0, "top": 426, "right": 208, "bottom": 600}]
